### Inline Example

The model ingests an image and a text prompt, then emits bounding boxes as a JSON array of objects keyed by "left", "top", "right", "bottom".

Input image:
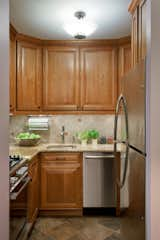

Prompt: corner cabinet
[
  {"left": 42, "top": 47, "right": 80, "bottom": 111},
  {"left": 17, "top": 41, "right": 42, "bottom": 111},
  {"left": 40, "top": 153, "right": 82, "bottom": 216},
  {"left": 80, "top": 47, "right": 118, "bottom": 111}
]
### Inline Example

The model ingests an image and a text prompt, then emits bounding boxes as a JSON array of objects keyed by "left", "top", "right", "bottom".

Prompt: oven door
[{"left": 10, "top": 174, "right": 31, "bottom": 240}]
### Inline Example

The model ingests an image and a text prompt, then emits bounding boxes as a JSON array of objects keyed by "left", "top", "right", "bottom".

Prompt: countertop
[{"left": 10, "top": 143, "right": 122, "bottom": 161}]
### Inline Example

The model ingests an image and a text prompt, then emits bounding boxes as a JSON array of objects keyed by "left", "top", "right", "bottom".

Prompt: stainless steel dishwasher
[{"left": 83, "top": 152, "right": 116, "bottom": 208}]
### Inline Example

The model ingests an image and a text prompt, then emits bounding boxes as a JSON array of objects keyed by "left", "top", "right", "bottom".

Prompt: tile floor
[{"left": 29, "top": 217, "right": 120, "bottom": 240}]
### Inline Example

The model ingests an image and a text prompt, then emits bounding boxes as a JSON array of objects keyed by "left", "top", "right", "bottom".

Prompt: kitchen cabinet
[
  {"left": 10, "top": 27, "right": 131, "bottom": 114},
  {"left": 131, "top": 8, "right": 139, "bottom": 67},
  {"left": 27, "top": 155, "right": 39, "bottom": 223},
  {"left": 129, "top": 0, "right": 147, "bottom": 67},
  {"left": 40, "top": 153, "right": 82, "bottom": 215},
  {"left": 118, "top": 44, "right": 131, "bottom": 94},
  {"left": 80, "top": 47, "right": 118, "bottom": 111},
  {"left": 138, "top": 0, "right": 147, "bottom": 60},
  {"left": 10, "top": 28, "right": 16, "bottom": 112},
  {"left": 42, "top": 47, "right": 80, "bottom": 111},
  {"left": 17, "top": 41, "right": 42, "bottom": 111}
]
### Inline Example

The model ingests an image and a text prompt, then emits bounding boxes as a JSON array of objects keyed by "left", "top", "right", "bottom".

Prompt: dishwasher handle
[{"left": 85, "top": 155, "right": 114, "bottom": 159}]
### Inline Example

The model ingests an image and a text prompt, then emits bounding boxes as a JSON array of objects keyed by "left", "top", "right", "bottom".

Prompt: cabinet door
[
  {"left": 131, "top": 8, "right": 139, "bottom": 67},
  {"left": 10, "top": 32, "right": 16, "bottom": 112},
  {"left": 80, "top": 47, "right": 118, "bottom": 111},
  {"left": 118, "top": 44, "right": 131, "bottom": 94},
  {"left": 28, "top": 156, "right": 39, "bottom": 223},
  {"left": 17, "top": 41, "right": 42, "bottom": 111},
  {"left": 139, "top": 0, "right": 147, "bottom": 60},
  {"left": 40, "top": 153, "right": 82, "bottom": 209},
  {"left": 43, "top": 47, "right": 79, "bottom": 111}
]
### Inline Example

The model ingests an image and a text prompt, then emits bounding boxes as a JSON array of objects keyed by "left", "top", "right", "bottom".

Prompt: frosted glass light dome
[{"left": 64, "top": 11, "right": 97, "bottom": 39}]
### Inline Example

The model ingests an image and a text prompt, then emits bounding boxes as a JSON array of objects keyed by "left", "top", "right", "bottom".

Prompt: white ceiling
[{"left": 10, "top": 0, "right": 131, "bottom": 40}]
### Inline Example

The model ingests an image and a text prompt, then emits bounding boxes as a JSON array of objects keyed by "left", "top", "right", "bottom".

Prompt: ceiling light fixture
[{"left": 64, "top": 11, "right": 97, "bottom": 39}]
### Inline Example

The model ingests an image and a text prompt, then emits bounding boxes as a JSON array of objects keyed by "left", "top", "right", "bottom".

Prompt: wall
[
  {"left": 0, "top": 0, "right": 9, "bottom": 238},
  {"left": 10, "top": 115, "right": 115, "bottom": 144},
  {"left": 146, "top": 0, "right": 160, "bottom": 240}
]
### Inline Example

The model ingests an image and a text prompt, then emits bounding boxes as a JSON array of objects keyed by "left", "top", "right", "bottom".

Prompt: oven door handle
[{"left": 10, "top": 176, "right": 31, "bottom": 200}]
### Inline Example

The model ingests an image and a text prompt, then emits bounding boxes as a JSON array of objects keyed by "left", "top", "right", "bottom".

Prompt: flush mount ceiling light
[{"left": 64, "top": 11, "right": 97, "bottom": 39}]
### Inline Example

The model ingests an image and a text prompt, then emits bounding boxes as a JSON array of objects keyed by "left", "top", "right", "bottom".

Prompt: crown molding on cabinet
[
  {"left": 10, "top": 24, "right": 130, "bottom": 47},
  {"left": 128, "top": 0, "right": 141, "bottom": 14}
]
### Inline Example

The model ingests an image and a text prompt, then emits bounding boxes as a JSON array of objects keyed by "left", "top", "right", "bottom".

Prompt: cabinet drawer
[{"left": 40, "top": 153, "right": 80, "bottom": 162}]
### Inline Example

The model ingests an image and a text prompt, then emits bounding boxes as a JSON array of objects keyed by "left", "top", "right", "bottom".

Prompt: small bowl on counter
[
  {"left": 15, "top": 138, "right": 41, "bottom": 147},
  {"left": 15, "top": 132, "right": 41, "bottom": 147}
]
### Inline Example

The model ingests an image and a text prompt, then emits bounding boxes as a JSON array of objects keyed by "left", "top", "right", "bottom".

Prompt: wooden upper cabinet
[
  {"left": 42, "top": 47, "right": 79, "bottom": 111},
  {"left": 139, "top": 0, "right": 147, "bottom": 60},
  {"left": 80, "top": 47, "right": 118, "bottom": 111},
  {"left": 17, "top": 41, "right": 42, "bottom": 111},
  {"left": 129, "top": 0, "right": 147, "bottom": 67},
  {"left": 118, "top": 44, "right": 131, "bottom": 94},
  {"left": 131, "top": 8, "right": 139, "bottom": 67},
  {"left": 10, "top": 30, "right": 16, "bottom": 112}
]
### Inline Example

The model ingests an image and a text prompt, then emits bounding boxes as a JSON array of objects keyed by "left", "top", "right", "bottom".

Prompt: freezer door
[
  {"left": 123, "top": 60, "right": 146, "bottom": 153},
  {"left": 120, "top": 148, "right": 145, "bottom": 240}
]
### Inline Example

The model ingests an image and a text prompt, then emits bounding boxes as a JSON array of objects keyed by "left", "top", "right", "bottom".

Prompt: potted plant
[
  {"left": 77, "top": 131, "right": 89, "bottom": 146},
  {"left": 88, "top": 129, "right": 99, "bottom": 145}
]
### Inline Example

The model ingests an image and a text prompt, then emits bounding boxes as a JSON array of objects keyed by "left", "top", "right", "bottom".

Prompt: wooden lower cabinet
[
  {"left": 40, "top": 153, "right": 83, "bottom": 215},
  {"left": 27, "top": 155, "right": 39, "bottom": 223}
]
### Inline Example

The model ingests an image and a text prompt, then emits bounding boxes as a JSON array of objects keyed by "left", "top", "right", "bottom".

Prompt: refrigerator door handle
[
  {"left": 117, "top": 145, "right": 129, "bottom": 188},
  {"left": 114, "top": 94, "right": 129, "bottom": 188}
]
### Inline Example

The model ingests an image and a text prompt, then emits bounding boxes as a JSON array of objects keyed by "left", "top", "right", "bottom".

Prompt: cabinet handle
[{"left": 56, "top": 157, "right": 66, "bottom": 161}]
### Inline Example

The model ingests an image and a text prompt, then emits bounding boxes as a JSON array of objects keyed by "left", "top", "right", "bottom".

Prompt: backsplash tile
[{"left": 10, "top": 115, "right": 115, "bottom": 144}]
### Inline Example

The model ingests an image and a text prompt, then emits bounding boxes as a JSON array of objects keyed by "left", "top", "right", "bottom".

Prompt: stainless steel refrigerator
[{"left": 114, "top": 59, "right": 146, "bottom": 240}]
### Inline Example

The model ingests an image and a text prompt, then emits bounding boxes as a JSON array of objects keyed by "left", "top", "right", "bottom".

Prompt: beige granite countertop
[{"left": 9, "top": 143, "right": 122, "bottom": 161}]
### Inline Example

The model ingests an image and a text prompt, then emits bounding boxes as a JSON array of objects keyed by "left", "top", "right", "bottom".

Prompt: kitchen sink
[{"left": 46, "top": 144, "right": 77, "bottom": 149}]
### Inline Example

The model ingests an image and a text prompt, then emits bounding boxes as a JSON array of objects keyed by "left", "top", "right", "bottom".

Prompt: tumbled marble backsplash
[{"left": 10, "top": 115, "right": 115, "bottom": 144}]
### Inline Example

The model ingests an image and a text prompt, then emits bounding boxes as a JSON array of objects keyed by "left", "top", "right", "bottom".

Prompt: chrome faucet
[{"left": 60, "top": 126, "right": 66, "bottom": 143}]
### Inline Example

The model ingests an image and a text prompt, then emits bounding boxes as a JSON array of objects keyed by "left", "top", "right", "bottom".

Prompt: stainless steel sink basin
[{"left": 46, "top": 144, "right": 77, "bottom": 149}]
